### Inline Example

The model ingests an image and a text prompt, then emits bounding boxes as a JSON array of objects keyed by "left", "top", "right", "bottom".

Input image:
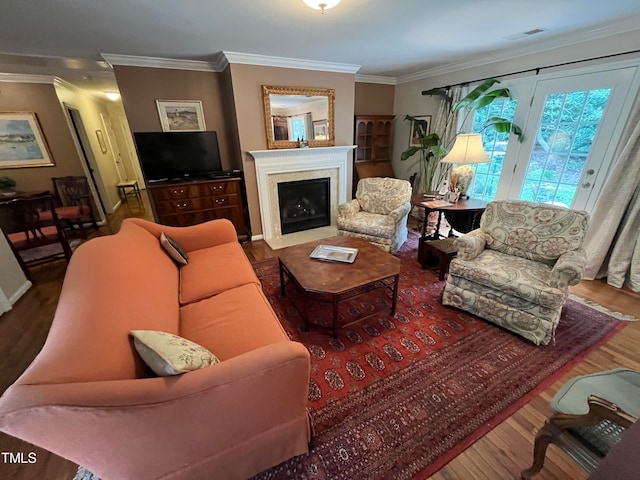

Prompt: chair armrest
[
  {"left": 549, "top": 248, "right": 587, "bottom": 289},
  {"left": 338, "top": 199, "right": 361, "bottom": 218},
  {"left": 549, "top": 394, "right": 637, "bottom": 431},
  {"left": 453, "top": 228, "right": 486, "bottom": 260},
  {"left": 389, "top": 202, "right": 411, "bottom": 223}
]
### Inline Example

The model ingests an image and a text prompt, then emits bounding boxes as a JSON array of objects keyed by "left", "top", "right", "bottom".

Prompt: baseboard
[
  {"left": 9, "top": 279, "right": 33, "bottom": 306},
  {"left": 251, "top": 234, "right": 264, "bottom": 241}
]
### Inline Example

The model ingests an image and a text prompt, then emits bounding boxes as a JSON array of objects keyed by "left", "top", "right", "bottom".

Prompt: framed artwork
[
  {"left": 0, "top": 112, "right": 54, "bottom": 169},
  {"left": 409, "top": 115, "right": 432, "bottom": 147},
  {"left": 313, "top": 119, "right": 328, "bottom": 140},
  {"left": 95, "top": 129, "right": 108, "bottom": 153},
  {"left": 156, "top": 100, "right": 206, "bottom": 132}
]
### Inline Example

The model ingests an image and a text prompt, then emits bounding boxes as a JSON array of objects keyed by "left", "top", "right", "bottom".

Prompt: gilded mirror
[{"left": 262, "top": 85, "right": 335, "bottom": 149}]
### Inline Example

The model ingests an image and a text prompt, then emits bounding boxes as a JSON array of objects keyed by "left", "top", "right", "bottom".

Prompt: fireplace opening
[{"left": 278, "top": 178, "right": 330, "bottom": 235}]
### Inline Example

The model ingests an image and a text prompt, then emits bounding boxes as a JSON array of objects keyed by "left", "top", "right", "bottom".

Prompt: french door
[{"left": 469, "top": 65, "right": 638, "bottom": 211}]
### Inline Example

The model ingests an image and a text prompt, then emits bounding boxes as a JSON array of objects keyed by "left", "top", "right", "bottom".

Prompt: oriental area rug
[
  {"left": 250, "top": 232, "right": 625, "bottom": 480},
  {"left": 75, "top": 233, "right": 626, "bottom": 480}
]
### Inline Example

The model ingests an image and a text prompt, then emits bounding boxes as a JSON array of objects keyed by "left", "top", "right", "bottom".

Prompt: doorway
[
  {"left": 66, "top": 107, "right": 108, "bottom": 216},
  {"left": 466, "top": 64, "right": 638, "bottom": 212}
]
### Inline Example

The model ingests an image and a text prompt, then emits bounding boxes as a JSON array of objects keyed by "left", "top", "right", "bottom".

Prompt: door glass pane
[
  {"left": 468, "top": 98, "right": 518, "bottom": 201},
  {"left": 519, "top": 88, "right": 611, "bottom": 206}
]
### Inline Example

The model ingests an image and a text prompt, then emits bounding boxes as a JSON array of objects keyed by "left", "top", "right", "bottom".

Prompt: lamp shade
[
  {"left": 440, "top": 133, "right": 490, "bottom": 165},
  {"left": 303, "top": 0, "right": 341, "bottom": 11}
]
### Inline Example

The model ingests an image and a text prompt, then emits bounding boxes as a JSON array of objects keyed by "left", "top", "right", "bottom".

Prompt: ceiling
[{"left": 1, "top": 0, "right": 640, "bottom": 98}]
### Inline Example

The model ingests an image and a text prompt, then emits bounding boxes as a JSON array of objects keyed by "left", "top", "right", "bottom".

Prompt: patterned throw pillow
[
  {"left": 130, "top": 330, "right": 219, "bottom": 376},
  {"left": 160, "top": 232, "right": 189, "bottom": 265}
]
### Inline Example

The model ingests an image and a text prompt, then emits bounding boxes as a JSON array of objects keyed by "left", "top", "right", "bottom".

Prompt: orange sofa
[{"left": 0, "top": 218, "right": 311, "bottom": 479}]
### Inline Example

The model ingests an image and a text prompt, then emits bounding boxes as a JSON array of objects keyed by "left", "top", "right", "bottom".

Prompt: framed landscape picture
[
  {"left": 0, "top": 112, "right": 54, "bottom": 169},
  {"left": 156, "top": 100, "right": 206, "bottom": 132},
  {"left": 409, "top": 115, "right": 432, "bottom": 147},
  {"left": 313, "top": 119, "right": 328, "bottom": 140}
]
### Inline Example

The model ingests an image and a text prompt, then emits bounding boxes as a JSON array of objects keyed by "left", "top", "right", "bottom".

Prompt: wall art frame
[
  {"left": 0, "top": 112, "right": 55, "bottom": 169},
  {"left": 156, "top": 100, "right": 206, "bottom": 132}
]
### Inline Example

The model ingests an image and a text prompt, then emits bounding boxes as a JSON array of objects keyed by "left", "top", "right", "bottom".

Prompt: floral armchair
[
  {"left": 337, "top": 177, "right": 412, "bottom": 253},
  {"left": 442, "top": 200, "right": 590, "bottom": 345}
]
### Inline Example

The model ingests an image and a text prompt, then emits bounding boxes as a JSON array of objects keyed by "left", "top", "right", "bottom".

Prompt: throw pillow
[
  {"left": 160, "top": 232, "right": 189, "bottom": 265},
  {"left": 130, "top": 330, "right": 219, "bottom": 376}
]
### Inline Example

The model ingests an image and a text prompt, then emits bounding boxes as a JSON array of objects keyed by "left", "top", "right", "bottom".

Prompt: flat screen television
[{"left": 134, "top": 131, "right": 223, "bottom": 182}]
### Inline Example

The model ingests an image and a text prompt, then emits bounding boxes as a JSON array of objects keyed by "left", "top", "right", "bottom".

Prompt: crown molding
[
  {"left": 396, "top": 16, "right": 640, "bottom": 84},
  {"left": 0, "top": 73, "right": 56, "bottom": 84},
  {"left": 52, "top": 77, "right": 101, "bottom": 100},
  {"left": 101, "top": 54, "right": 220, "bottom": 72},
  {"left": 355, "top": 74, "right": 396, "bottom": 85},
  {"left": 223, "top": 51, "right": 360, "bottom": 74}
]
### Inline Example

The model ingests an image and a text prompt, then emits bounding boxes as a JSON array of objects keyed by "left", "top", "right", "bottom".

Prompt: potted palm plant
[
  {"left": 0, "top": 176, "right": 17, "bottom": 196},
  {"left": 401, "top": 78, "right": 524, "bottom": 193}
]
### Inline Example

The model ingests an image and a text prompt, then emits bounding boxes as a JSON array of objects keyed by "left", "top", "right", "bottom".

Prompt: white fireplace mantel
[{"left": 248, "top": 146, "right": 356, "bottom": 248}]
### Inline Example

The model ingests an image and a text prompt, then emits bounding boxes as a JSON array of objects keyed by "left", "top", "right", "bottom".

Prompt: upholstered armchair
[
  {"left": 442, "top": 200, "right": 590, "bottom": 345},
  {"left": 337, "top": 177, "right": 412, "bottom": 253}
]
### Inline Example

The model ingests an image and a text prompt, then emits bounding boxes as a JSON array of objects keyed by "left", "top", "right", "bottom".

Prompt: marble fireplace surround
[{"left": 249, "top": 146, "right": 356, "bottom": 249}]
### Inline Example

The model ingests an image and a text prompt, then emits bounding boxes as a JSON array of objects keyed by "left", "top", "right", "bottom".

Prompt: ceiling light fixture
[
  {"left": 303, "top": 0, "right": 341, "bottom": 14},
  {"left": 104, "top": 91, "right": 121, "bottom": 101}
]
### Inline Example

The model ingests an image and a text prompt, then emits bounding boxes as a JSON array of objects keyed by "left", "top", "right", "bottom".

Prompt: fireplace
[
  {"left": 249, "top": 145, "right": 355, "bottom": 249},
  {"left": 278, "top": 178, "right": 330, "bottom": 235}
]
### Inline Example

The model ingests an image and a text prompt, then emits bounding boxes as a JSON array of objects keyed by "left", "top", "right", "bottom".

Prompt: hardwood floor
[{"left": 0, "top": 199, "right": 638, "bottom": 480}]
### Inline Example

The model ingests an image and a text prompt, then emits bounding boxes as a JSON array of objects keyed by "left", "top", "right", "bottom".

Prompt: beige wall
[
  {"left": 0, "top": 231, "right": 28, "bottom": 307},
  {"left": 354, "top": 82, "right": 395, "bottom": 116},
  {"left": 0, "top": 82, "right": 84, "bottom": 192},
  {"left": 114, "top": 66, "right": 236, "bottom": 172},
  {"left": 228, "top": 63, "right": 355, "bottom": 237}
]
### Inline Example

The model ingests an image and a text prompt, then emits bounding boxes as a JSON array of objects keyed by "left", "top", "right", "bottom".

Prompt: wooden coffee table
[{"left": 278, "top": 236, "right": 401, "bottom": 337}]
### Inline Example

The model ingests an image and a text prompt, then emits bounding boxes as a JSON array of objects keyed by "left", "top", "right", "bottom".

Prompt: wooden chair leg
[
  {"left": 521, "top": 421, "right": 560, "bottom": 479},
  {"left": 307, "top": 409, "right": 316, "bottom": 450},
  {"left": 75, "top": 220, "right": 87, "bottom": 239}
]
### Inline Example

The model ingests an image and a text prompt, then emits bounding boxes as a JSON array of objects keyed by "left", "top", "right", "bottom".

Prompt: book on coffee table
[{"left": 310, "top": 245, "right": 358, "bottom": 263}]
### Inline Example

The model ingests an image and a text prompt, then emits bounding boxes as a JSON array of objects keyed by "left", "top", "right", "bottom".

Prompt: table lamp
[{"left": 440, "top": 133, "right": 491, "bottom": 198}]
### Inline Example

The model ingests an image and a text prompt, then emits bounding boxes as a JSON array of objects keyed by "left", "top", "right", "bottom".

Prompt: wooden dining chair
[
  {"left": 0, "top": 193, "right": 73, "bottom": 280},
  {"left": 43, "top": 176, "right": 99, "bottom": 239}
]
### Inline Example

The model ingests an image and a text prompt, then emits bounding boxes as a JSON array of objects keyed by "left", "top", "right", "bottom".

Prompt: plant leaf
[
  {"left": 430, "top": 145, "right": 448, "bottom": 158},
  {"left": 400, "top": 146, "right": 421, "bottom": 161},
  {"left": 484, "top": 117, "right": 525, "bottom": 142},
  {"left": 452, "top": 78, "right": 500, "bottom": 111}
]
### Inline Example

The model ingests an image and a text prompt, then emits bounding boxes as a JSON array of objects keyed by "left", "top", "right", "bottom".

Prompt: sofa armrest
[
  {"left": 549, "top": 248, "right": 587, "bottom": 289},
  {"left": 0, "top": 341, "right": 311, "bottom": 479},
  {"left": 454, "top": 228, "right": 487, "bottom": 260},
  {"left": 125, "top": 217, "right": 238, "bottom": 252},
  {"left": 389, "top": 202, "right": 412, "bottom": 223},
  {"left": 337, "top": 199, "right": 361, "bottom": 218}
]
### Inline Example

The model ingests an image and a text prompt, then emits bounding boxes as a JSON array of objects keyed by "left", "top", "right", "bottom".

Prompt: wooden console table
[{"left": 148, "top": 177, "right": 247, "bottom": 240}]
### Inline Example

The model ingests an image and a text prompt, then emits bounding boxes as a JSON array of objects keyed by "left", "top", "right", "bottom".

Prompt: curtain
[
  {"left": 583, "top": 90, "right": 640, "bottom": 292},
  {"left": 431, "top": 86, "right": 464, "bottom": 189}
]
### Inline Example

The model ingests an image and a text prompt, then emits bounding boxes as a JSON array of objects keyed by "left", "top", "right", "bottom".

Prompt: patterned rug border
[
  {"left": 568, "top": 293, "right": 638, "bottom": 321},
  {"left": 413, "top": 313, "right": 627, "bottom": 479}
]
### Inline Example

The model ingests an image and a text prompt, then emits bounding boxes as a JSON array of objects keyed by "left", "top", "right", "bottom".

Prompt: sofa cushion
[
  {"left": 15, "top": 220, "right": 181, "bottom": 384},
  {"left": 449, "top": 249, "right": 566, "bottom": 309},
  {"left": 160, "top": 232, "right": 189, "bottom": 265},
  {"left": 179, "top": 241, "right": 260, "bottom": 305},
  {"left": 130, "top": 330, "right": 219, "bottom": 376},
  {"left": 180, "top": 283, "right": 289, "bottom": 360},
  {"left": 337, "top": 211, "right": 397, "bottom": 238}
]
